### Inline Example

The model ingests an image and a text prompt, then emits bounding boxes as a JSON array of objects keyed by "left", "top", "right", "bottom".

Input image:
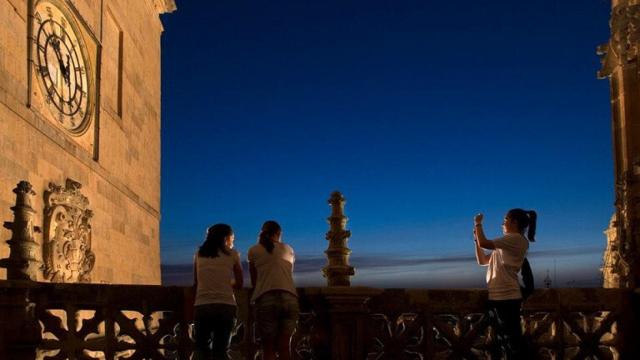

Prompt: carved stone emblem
[{"left": 43, "top": 179, "right": 95, "bottom": 282}]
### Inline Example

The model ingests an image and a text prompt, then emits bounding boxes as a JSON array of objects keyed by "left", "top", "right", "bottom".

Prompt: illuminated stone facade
[
  {"left": 0, "top": 0, "right": 175, "bottom": 284},
  {"left": 602, "top": 214, "right": 628, "bottom": 287},
  {"left": 599, "top": 0, "right": 640, "bottom": 288}
]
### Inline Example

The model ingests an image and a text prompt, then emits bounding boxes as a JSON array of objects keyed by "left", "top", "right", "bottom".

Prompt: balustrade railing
[
  {"left": 364, "top": 288, "right": 635, "bottom": 359},
  {"left": 0, "top": 281, "right": 637, "bottom": 359}
]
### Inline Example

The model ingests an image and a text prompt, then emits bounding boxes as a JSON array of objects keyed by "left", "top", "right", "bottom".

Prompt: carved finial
[
  {"left": 14, "top": 181, "right": 35, "bottom": 196},
  {"left": 329, "top": 191, "right": 345, "bottom": 203},
  {"left": 0, "top": 181, "right": 41, "bottom": 281},
  {"left": 323, "top": 191, "right": 355, "bottom": 286}
]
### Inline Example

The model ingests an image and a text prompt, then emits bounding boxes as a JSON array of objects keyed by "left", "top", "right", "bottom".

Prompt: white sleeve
[{"left": 493, "top": 234, "right": 520, "bottom": 252}]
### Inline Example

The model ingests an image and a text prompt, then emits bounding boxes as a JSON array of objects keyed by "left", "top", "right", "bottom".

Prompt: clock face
[{"left": 33, "top": 1, "right": 90, "bottom": 134}]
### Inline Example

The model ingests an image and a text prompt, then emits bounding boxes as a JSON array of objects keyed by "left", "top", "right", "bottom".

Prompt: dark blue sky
[{"left": 159, "top": 0, "right": 613, "bottom": 287}]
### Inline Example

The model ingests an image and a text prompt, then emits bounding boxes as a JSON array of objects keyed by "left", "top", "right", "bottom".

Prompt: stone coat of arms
[{"left": 43, "top": 179, "right": 95, "bottom": 282}]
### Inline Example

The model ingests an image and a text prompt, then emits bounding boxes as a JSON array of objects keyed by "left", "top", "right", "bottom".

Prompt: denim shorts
[{"left": 254, "top": 290, "right": 300, "bottom": 341}]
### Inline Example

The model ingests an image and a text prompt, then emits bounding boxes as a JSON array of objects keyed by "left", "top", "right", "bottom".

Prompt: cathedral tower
[{"left": 0, "top": 0, "right": 175, "bottom": 284}]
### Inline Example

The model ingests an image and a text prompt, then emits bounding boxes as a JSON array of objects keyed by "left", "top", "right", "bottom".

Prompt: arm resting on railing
[
  {"left": 249, "top": 262, "right": 257, "bottom": 288},
  {"left": 193, "top": 256, "right": 198, "bottom": 290},
  {"left": 232, "top": 260, "right": 244, "bottom": 290}
]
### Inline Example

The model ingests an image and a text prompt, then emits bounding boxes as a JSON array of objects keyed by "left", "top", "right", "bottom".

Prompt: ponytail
[
  {"left": 526, "top": 210, "right": 537, "bottom": 242},
  {"left": 258, "top": 220, "right": 281, "bottom": 253},
  {"left": 507, "top": 208, "right": 537, "bottom": 242}
]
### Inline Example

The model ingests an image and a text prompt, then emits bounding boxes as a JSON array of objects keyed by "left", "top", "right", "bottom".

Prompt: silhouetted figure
[
  {"left": 193, "top": 224, "right": 244, "bottom": 360},
  {"left": 473, "top": 209, "right": 537, "bottom": 359},
  {"left": 248, "top": 221, "right": 299, "bottom": 360}
]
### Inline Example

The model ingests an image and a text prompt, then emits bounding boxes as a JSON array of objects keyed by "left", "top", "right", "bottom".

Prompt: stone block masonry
[{"left": 0, "top": 0, "right": 176, "bottom": 284}]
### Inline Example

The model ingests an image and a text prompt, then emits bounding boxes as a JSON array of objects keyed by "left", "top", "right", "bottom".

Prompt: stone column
[
  {"left": 0, "top": 181, "right": 41, "bottom": 281},
  {"left": 321, "top": 287, "right": 383, "bottom": 360},
  {"left": 322, "top": 191, "right": 355, "bottom": 286}
]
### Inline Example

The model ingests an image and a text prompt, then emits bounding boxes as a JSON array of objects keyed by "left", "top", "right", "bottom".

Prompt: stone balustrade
[{"left": 0, "top": 281, "right": 637, "bottom": 359}]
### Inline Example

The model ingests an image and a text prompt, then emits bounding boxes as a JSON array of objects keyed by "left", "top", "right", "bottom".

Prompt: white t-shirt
[
  {"left": 194, "top": 249, "right": 241, "bottom": 306},
  {"left": 486, "top": 233, "right": 529, "bottom": 300},
  {"left": 248, "top": 242, "right": 297, "bottom": 302}
]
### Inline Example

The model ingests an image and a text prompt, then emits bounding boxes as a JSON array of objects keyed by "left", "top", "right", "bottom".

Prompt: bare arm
[
  {"left": 249, "top": 262, "right": 257, "bottom": 288},
  {"left": 475, "top": 225, "right": 495, "bottom": 250},
  {"left": 474, "top": 230, "right": 490, "bottom": 265},
  {"left": 232, "top": 261, "right": 244, "bottom": 290},
  {"left": 474, "top": 214, "right": 495, "bottom": 250},
  {"left": 193, "top": 256, "right": 198, "bottom": 290}
]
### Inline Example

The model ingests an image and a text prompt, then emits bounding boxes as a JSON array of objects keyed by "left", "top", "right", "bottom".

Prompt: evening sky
[{"left": 160, "top": 0, "right": 612, "bottom": 287}]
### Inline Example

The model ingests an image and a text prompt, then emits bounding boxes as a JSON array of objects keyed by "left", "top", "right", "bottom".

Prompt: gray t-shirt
[
  {"left": 486, "top": 233, "right": 529, "bottom": 300},
  {"left": 248, "top": 242, "right": 297, "bottom": 302},
  {"left": 194, "top": 249, "right": 241, "bottom": 306}
]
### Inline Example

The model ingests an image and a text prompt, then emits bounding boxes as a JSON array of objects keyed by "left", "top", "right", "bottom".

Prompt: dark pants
[
  {"left": 194, "top": 303, "right": 237, "bottom": 360},
  {"left": 487, "top": 299, "right": 524, "bottom": 359}
]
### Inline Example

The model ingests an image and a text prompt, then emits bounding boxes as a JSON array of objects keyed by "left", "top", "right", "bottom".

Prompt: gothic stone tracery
[
  {"left": 598, "top": 3, "right": 640, "bottom": 78},
  {"left": 42, "top": 179, "right": 95, "bottom": 283},
  {"left": 599, "top": 1, "right": 640, "bottom": 288}
]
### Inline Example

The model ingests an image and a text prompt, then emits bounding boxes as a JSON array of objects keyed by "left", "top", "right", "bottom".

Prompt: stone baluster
[
  {"left": 0, "top": 181, "right": 41, "bottom": 281},
  {"left": 323, "top": 191, "right": 355, "bottom": 286}
]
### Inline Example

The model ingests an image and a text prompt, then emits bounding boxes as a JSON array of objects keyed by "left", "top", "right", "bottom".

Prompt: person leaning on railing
[
  {"left": 473, "top": 209, "right": 537, "bottom": 359},
  {"left": 248, "top": 220, "right": 300, "bottom": 360},
  {"left": 193, "top": 224, "right": 244, "bottom": 360}
]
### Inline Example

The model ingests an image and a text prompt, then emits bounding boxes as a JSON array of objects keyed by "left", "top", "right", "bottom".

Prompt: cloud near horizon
[{"left": 162, "top": 245, "right": 604, "bottom": 288}]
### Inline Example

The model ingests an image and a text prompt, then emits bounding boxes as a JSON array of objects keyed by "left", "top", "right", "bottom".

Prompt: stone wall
[{"left": 0, "top": 0, "right": 173, "bottom": 284}]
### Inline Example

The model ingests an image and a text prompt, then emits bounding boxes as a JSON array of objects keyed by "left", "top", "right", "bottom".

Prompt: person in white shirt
[
  {"left": 248, "top": 220, "right": 299, "bottom": 360},
  {"left": 193, "top": 224, "right": 244, "bottom": 360},
  {"left": 473, "top": 209, "right": 537, "bottom": 359}
]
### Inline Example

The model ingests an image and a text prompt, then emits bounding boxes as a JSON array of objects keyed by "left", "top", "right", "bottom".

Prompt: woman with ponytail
[
  {"left": 248, "top": 221, "right": 299, "bottom": 360},
  {"left": 473, "top": 209, "right": 537, "bottom": 359},
  {"left": 193, "top": 224, "right": 244, "bottom": 360}
]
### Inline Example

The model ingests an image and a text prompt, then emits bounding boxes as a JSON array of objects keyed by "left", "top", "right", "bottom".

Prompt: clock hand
[
  {"left": 50, "top": 39, "right": 68, "bottom": 83},
  {"left": 62, "top": 54, "right": 70, "bottom": 85},
  {"left": 66, "top": 58, "right": 72, "bottom": 97},
  {"left": 51, "top": 39, "right": 63, "bottom": 63}
]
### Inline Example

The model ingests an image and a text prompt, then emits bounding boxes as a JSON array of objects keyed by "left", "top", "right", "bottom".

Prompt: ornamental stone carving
[
  {"left": 42, "top": 179, "right": 95, "bottom": 283},
  {"left": 599, "top": 4, "right": 640, "bottom": 78},
  {"left": 323, "top": 191, "right": 355, "bottom": 286},
  {"left": 603, "top": 214, "right": 632, "bottom": 288},
  {"left": 0, "top": 181, "right": 42, "bottom": 280}
]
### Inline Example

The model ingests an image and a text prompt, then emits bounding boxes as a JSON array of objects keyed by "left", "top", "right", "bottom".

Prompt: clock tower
[{"left": 0, "top": 0, "right": 176, "bottom": 284}]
